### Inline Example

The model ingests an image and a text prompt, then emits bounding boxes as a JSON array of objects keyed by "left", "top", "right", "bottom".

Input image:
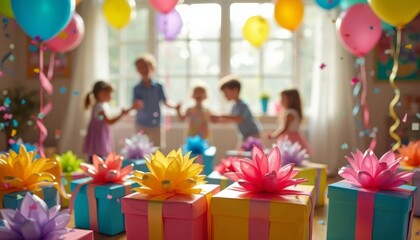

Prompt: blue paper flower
[{"left": 183, "top": 135, "right": 209, "bottom": 155}]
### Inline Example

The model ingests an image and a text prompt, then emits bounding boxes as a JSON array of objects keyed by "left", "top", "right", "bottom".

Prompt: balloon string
[
  {"left": 360, "top": 58, "right": 376, "bottom": 150},
  {"left": 389, "top": 28, "right": 402, "bottom": 151}
]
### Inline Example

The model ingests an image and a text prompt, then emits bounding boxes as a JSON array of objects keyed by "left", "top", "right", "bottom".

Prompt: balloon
[
  {"left": 315, "top": 0, "right": 340, "bottom": 10},
  {"left": 336, "top": 4, "right": 382, "bottom": 57},
  {"left": 149, "top": 0, "right": 178, "bottom": 14},
  {"left": 156, "top": 9, "right": 183, "bottom": 41},
  {"left": 368, "top": 0, "right": 420, "bottom": 27},
  {"left": 46, "top": 13, "right": 85, "bottom": 53},
  {"left": 11, "top": 0, "right": 75, "bottom": 41},
  {"left": 274, "top": 0, "right": 304, "bottom": 31},
  {"left": 103, "top": 0, "right": 136, "bottom": 29},
  {"left": 0, "top": 0, "right": 14, "bottom": 19},
  {"left": 242, "top": 16, "right": 270, "bottom": 48},
  {"left": 339, "top": 0, "right": 366, "bottom": 9}
]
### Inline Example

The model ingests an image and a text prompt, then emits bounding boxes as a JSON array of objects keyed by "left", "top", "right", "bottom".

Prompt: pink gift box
[
  {"left": 63, "top": 228, "right": 94, "bottom": 240},
  {"left": 122, "top": 184, "right": 220, "bottom": 240}
]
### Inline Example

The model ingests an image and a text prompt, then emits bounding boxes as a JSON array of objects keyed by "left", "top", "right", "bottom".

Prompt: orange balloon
[{"left": 274, "top": 0, "right": 304, "bottom": 31}]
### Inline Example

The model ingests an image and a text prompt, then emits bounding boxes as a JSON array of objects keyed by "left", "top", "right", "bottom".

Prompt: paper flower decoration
[
  {"left": 10, "top": 139, "right": 37, "bottom": 154},
  {"left": 80, "top": 153, "right": 133, "bottom": 184},
  {"left": 0, "top": 193, "right": 70, "bottom": 240},
  {"left": 241, "top": 137, "right": 264, "bottom": 152},
  {"left": 183, "top": 135, "right": 209, "bottom": 155},
  {"left": 339, "top": 149, "right": 414, "bottom": 190},
  {"left": 122, "top": 133, "right": 157, "bottom": 160},
  {"left": 56, "top": 151, "right": 83, "bottom": 173},
  {"left": 225, "top": 146, "right": 307, "bottom": 193},
  {"left": 0, "top": 145, "right": 59, "bottom": 192},
  {"left": 214, "top": 156, "right": 239, "bottom": 175},
  {"left": 130, "top": 149, "right": 206, "bottom": 195},
  {"left": 278, "top": 138, "right": 308, "bottom": 166},
  {"left": 398, "top": 141, "right": 420, "bottom": 167}
]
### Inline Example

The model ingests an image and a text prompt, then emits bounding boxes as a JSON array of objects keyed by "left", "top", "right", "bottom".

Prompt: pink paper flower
[
  {"left": 214, "top": 156, "right": 239, "bottom": 175},
  {"left": 339, "top": 149, "right": 414, "bottom": 190},
  {"left": 80, "top": 153, "right": 133, "bottom": 184},
  {"left": 225, "top": 146, "right": 307, "bottom": 193}
]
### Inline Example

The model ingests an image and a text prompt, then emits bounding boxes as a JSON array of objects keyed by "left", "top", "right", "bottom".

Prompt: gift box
[
  {"left": 1, "top": 185, "right": 57, "bottom": 210},
  {"left": 61, "top": 172, "right": 86, "bottom": 207},
  {"left": 206, "top": 171, "right": 234, "bottom": 190},
  {"left": 295, "top": 161, "right": 327, "bottom": 206},
  {"left": 122, "top": 184, "right": 220, "bottom": 240},
  {"left": 211, "top": 183, "right": 314, "bottom": 240},
  {"left": 193, "top": 146, "right": 216, "bottom": 176},
  {"left": 70, "top": 177, "right": 137, "bottom": 236},
  {"left": 63, "top": 229, "right": 94, "bottom": 240},
  {"left": 398, "top": 165, "right": 420, "bottom": 216},
  {"left": 122, "top": 159, "right": 148, "bottom": 172},
  {"left": 327, "top": 181, "right": 416, "bottom": 240}
]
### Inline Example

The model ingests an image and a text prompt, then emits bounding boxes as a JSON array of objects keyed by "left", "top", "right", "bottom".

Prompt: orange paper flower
[{"left": 398, "top": 141, "right": 420, "bottom": 167}]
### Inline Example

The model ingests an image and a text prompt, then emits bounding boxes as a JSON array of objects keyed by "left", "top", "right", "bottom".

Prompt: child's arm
[
  {"left": 268, "top": 113, "right": 295, "bottom": 139},
  {"left": 99, "top": 109, "right": 129, "bottom": 125},
  {"left": 176, "top": 105, "right": 189, "bottom": 121},
  {"left": 216, "top": 115, "right": 243, "bottom": 123},
  {"left": 164, "top": 100, "right": 178, "bottom": 109}
]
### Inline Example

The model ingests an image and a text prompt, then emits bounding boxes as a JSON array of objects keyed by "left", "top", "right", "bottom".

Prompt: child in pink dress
[
  {"left": 83, "top": 81, "right": 131, "bottom": 162},
  {"left": 268, "top": 89, "right": 311, "bottom": 154}
]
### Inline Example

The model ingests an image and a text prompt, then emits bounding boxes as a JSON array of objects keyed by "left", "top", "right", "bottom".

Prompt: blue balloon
[
  {"left": 381, "top": 21, "right": 394, "bottom": 31},
  {"left": 339, "top": 0, "right": 366, "bottom": 10},
  {"left": 12, "top": 0, "right": 75, "bottom": 41},
  {"left": 315, "top": 0, "right": 341, "bottom": 10}
]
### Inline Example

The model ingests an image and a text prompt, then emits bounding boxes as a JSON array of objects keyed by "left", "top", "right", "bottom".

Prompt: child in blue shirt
[{"left": 132, "top": 53, "right": 177, "bottom": 147}]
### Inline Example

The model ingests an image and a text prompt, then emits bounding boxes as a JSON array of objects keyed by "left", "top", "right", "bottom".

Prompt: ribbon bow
[
  {"left": 183, "top": 135, "right": 209, "bottom": 155},
  {"left": 122, "top": 133, "right": 157, "bottom": 160},
  {"left": 241, "top": 137, "right": 264, "bottom": 152},
  {"left": 398, "top": 141, "right": 420, "bottom": 168},
  {"left": 214, "top": 156, "right": 239, "bottom": 175},
  {"left": 339, "top": 149, "right": 414, "bottom": 190},
  {"left": 0, "top": 193, "right": 71, "bottom": 240},
  {"left": 56, "top": 151, "right": 83, "bottom": 173},
  {"left": 79, "top": 153, "right": 133, "bottom": 184},
  {"left": 225, "top": 146, "right": 307, "bottom": 193},
  {"left": 277, "top": 137, "right": 308, "bottom": 167}
]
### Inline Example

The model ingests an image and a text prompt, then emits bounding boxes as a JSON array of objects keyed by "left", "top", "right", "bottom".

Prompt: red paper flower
[{"left": 214, "top": 157, "right": 239, "bottom": 175}]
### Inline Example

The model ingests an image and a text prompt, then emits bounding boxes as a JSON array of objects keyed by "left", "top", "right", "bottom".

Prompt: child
[
  {"left": 268, "top": 89, "right": 311, "bottom": 154},
  {"left": 132, "top": 53, "right": 177, "bottom": 147},
  {"left": 176, "top": 84, "right": 211, "bottom": 139},
  {"left": 212, "top": 75, "right": 262, "bottom": 145},
  {"left": 83, "top": 81, "right": 130, "bottom": 162}
]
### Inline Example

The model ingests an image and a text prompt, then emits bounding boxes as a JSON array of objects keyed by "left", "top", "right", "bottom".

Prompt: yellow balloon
[
  {"left": 368, "top": 0, "right": 420, "bottom": 27},
  {"left": 274, "top": 0, "right": 304, "bottom": 31},
  {"left": 103, "top": 0, "right": 136, "bottom": 29},
  {"left": 243, "top": 16, "right": 270, "bottom": 48}
]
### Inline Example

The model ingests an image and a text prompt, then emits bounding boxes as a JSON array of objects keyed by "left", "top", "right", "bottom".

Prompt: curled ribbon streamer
[
  {"left": 359, "top": 59, "right": 376, "bottom": 150},
  {"left": 389, "top": 28, "right": 402, "bottom": 151}
]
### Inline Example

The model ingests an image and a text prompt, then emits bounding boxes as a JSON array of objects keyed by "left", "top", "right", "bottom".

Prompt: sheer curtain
[
  {"left": 309, "top": 11, "right": 358, "bottom": 175},
  {"left": 58, "top": 0, "right": 109, "bottom": 157}
]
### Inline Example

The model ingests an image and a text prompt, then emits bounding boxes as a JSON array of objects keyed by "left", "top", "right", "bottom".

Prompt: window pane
[
  {"left": 109, "top": 45, "right": 120, "bottom": 76},
  {"left": 188, "top": 4, "right": 221, "bottom": 39},
  {"left": 121, "top": 8, "right": 149, "bottom": 42},
  {"left": 165, "top": 77, "right": 188, "bottom": 104},
  {"left": 157, "top": 41, "right": 188, "bottom": 76},
  {"left": 263, "top": 77, "right": 293, "bottom": 114},
  {"left": 231, "top": 40, "right": 259, "bottom": 75},
  {"left": 189, "top": 40, "right": 220, "bottom": 75},
  {"left": 108, "top": 27, "right": 119, "bottom": 45},
  {"left": 263, "top": 40, "right": 293, "bottom": 76},
  {"left": 126, "top": 43, "right": 148, "bottom": 76},
  {"left": 239, "top": 77, "right": 262, "bottom": 114}
]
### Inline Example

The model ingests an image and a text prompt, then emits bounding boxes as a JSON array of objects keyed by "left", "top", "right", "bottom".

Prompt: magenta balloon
[
  {"left": 156, "top": 9, "right": 183, "bottom": 41},
  {"left": 46, "top": 13, "right": 85, "bottom": 53},
  {"left": 336, "top": 3, "right": 382, "bottom": 57},
  {"left": 149, "top": 0, "right": 177, "bottom": 13}
]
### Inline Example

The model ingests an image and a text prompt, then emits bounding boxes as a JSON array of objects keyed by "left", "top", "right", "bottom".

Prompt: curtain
[
  {"left": 308, "top": 11, "right": 358, "bottom": 176},
  {"left": 58, "top": 0, "right": 109, "bottom": 158}
]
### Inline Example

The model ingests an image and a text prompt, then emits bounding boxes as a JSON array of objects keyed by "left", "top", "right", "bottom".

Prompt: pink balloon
[
  {"left": 46, "top": 13, "right": 85, "bottom": 53},
  {"left": 336, "top": 4, "right": 382, "bottom": 57},
  {"left": 148, "top": 0, "right": 178, "bottom": 13}
]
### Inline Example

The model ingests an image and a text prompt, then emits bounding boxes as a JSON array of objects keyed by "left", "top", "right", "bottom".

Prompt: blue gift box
[
  {"left": 206, "top": 171, "right": 234, "bottom": 190},
  {"left": 70, "top": 177, "right": 137, "bottom": 236},
  {"left": 1, "top": 186, "right": 57, "bottom": 210},
  {"left": 327, "top": 181, "right": 416, "bottom": 240},
  {"left": 191, "top": 146, "right": 216, "bottom": 176},
  {"left": 121, "top": 159, "right": 148, "bottom": 172}
]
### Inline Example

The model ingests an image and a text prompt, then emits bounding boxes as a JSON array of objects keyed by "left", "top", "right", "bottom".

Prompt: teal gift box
[
  {"left": 2, "top": 185, "right": 57, "bottom": 209},
  {"left": 70, "top": 177, "right": 137, "bottom": 236},
  {"left": 121, "top": 159, "right": 148, "bottom": 172},
  {"left": 327, "top": 181, "right": 416, "bottom": 240},
  {"left": 191, "top": 146, "right": 216, "bottom": 176},
  {"left": 206, "top": 171, "right": 234, "bottom": 190}
]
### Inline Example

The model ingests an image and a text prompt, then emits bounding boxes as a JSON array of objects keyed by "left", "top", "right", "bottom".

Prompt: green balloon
[
  {"left": 0, "top": 0, "right": 14, "bottom": 19},
  {"left": 339, "top": 0, "right": 367, "bottom": 10}
]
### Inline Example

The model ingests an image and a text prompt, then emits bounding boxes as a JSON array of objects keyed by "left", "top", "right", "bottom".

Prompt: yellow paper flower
[
  {"left": 130, "top": 149, "right": 206, "bottom": 195},
  {"left": 0, "top": 145, "right": 59, "bottom": 192}
]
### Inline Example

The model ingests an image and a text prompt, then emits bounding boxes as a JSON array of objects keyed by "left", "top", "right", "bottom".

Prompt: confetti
[
  {"left": 55, "top": 129, "right": 62, "bottom": 139},
  {"left": 59, "top": 87, "right": 67, "bottom": 94},
  {"left": 413, "top": 123, "right": 419, "bottom": 131},
  {"left": 402, "top": 113, "right": 408, "bottom": 123},
  {"left": 351, "top": 77, "right": 359, "bottom": 85},
  {"left": 0, "top": 71, "right": 3, "bottom": 77},
  {"left": 318, "top": 220, "right": 325, "bottom": 225},
  {"left": 29, "top": 45, "right": 38, "bottom": 53},
  {"left": 16, "top": 194, "right": 23, "bottom": 200},
  {"left": 117, "top": 199, "right": 121, "bottom": 203},
  {"left": 12, "top": 119, "right": 18, "bottom": 127},
  {"left": 2, "top": 89, "right": 8, "bottom": 95},
  {"left": 373, "top": 87, "right": 380, "bottom": 94},
  {"left": 405, "top": 44, "right": 412, "bottom": 49},
  {"left": 416, "top": 113, "right": 420, "bottom": 119},
  {"left": 73, "top": 91, "right": 79, "bottom": 96},
  {"left": 21, "top": 99, "right": 26, "bottom": 105},
  {"left": 8, "top": 54, "right": 14, "bottom": 62},
  {"left": 8, "top": 139, "right": 14, "bottom": 145},
  {"left": 153, "top": 112, "right": 159, "bottom": 117},
  {"left": 352, "top": 105, "right": 360, "bottom": 116},
  {"left": 397, "top": 102, "right": 402, "bottom": 107},
  {"left": 33, "top": 68, "right": 40, "bottom": 73},
  {"left": 373, "top": 127, "right": 378, "bottom": 133},
  {"left": 4, "top": 97, "right": 11, "bottom": 107},
  {"left": 341, "top": 143, "right": 349, "bottom": 150},
  {"left": 9, "top": 44, "right": 14, "bottom": 50},
  {"left": 106, "top": 194, "right": 112, "bottom": 199},
  {"left": 38, "top": 113, "right": 45, "bottom": 119},
  {"left": 98, "top": 114, "right": 104, "bottom": 120},
  {"left": 27, "top": 120, "right": 33, "bottom": 126},
  {"left": 29, "top": 203, "right": 37, "bottom": 210},
  {"left": 320, "top": 63, "right": 326, "bottom": 69},
  {"left": 62, "top": 178, "right": 68, "bottom": 186},
  {"left": 355, "top": 58, "right": 365, "bottom": 65},
  {"left": 11, "top": 129, "right": 17, "bottom": 137}
]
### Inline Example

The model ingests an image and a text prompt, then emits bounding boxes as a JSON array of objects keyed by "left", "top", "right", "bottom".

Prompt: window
[{"left": 108, "top": 1, "right": 322, "bottom": 114}]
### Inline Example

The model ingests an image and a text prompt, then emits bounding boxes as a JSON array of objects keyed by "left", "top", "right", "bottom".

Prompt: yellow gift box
[
  {"left": 211, "top": 183, "right": 314, "bottom": 240},
  {"left": 295, "top": 161, "right": 327, "bottom": 206}
]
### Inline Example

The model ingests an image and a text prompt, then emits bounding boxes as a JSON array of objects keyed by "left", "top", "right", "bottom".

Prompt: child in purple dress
[{"left": 83, "top": 81, "right": 130, "bottom": 163}]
